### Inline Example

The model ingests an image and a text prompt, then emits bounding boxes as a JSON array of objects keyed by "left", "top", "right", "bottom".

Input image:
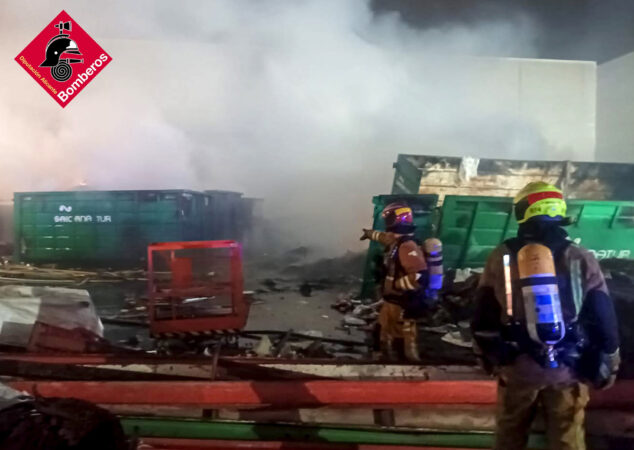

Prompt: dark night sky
[{"left": 373, "top": 0, "right": 634, "bottom": 63}]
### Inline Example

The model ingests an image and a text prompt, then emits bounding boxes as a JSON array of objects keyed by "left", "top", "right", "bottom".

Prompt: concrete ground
[
  {"left": 87, "top": 273, "right": 366, "bottom": 350},
  {"left": 245, "top": 288, "right": 365, "bottom": 341}
]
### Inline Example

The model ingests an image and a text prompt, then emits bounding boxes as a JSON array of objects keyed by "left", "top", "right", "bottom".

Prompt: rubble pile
[
  {"left": 327, "top": 269, "right": 482, "bottom": 364},
  {"left": 338, "top": 269, "right": 481, "bottom": 333},
  {"left": 331, "top": 295, "right": 380, "bottom": 330}
]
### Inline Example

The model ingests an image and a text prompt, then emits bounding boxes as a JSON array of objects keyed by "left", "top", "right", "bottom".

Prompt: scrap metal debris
[
  {"left": 328, "top": 268, "right": 482, "bottom": 359},
  {"left": 331, "top": 294, "right": 362, "bottom": 314}
]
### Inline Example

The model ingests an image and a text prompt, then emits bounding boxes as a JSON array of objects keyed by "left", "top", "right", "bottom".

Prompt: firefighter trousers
[
  {"left": 377, "top": 301, "right": 419, "bottom": 362},
  {"left": 494, "top": 377, "right": 589, "bottom": 450}
]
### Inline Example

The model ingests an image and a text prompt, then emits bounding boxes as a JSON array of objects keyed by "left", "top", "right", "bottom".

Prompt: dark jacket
[{"left": 471, "top": 222, "right": 619, "bottom": 384}]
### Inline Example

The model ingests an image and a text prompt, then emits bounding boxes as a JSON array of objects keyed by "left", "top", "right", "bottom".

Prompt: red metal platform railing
[{"left": 147, "top": 240, "right": 249, "bottom": 337}]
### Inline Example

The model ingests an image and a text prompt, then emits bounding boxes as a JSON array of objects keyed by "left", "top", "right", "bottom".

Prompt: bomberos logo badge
[{"left": 15, "top": 10, "right": 112, "bottom": 108}]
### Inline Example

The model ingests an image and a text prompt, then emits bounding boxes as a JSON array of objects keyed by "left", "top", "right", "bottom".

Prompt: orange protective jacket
[{"left": 365, "top": 230, "right": 427, "bottom": 305}]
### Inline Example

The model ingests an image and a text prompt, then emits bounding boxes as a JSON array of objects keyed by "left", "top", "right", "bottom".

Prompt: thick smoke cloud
[{"left": 1, "top": 0, "right": 551, "bottom": 254}]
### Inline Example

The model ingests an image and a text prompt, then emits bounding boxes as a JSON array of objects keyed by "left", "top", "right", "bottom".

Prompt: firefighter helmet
[
  {"left": 40, "top": 36, "right": 81, "bottom": 67},
  {"left": 382, "top": 202, "right": 414, "bottom": 231},
  {"left": 514, "top": 181, "right": 567, "bottom": 224}
]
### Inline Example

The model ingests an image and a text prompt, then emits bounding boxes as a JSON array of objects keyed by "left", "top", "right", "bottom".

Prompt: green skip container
[
  {"left": 361, "top": 194, "right": 634, "bottom": 298},
  {"left": 439, "top": 196, "right": 634, "bottom": 269},
  {"left": 13, "top": 190, "right": 212, "bottom": 267}
]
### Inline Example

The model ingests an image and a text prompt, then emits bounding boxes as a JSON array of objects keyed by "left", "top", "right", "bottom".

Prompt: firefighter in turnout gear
[
  {"left": 361, "top": 202, "right": 443, "bottom": 362},
  {"left": 471, "top": 182, "right": 620, "bottom": 450}
]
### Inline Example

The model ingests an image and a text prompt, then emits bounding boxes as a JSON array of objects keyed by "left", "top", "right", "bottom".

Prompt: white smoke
[{"left": 0, "top": 0, "right": 565, "bottom": 254}]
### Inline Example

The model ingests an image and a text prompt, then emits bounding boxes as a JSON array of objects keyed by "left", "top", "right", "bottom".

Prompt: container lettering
[{"left": 54, "top": 215, "right": 112, "bottom": 223}]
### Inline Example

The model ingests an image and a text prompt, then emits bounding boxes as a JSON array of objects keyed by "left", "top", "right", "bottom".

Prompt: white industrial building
[{"left": 597, "top": 52, "right": 634, "bottom": 163}]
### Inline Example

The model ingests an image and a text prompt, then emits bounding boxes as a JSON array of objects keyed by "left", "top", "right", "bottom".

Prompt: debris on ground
[
  {"left": 352, "top": 303, "right": 380, "bottom": 321},
  {"left": 327, "top": 268, "right": 483, "bottom": 357},
  {"left": 252, "top": 335, "right": 274, "bottom": 357},
  {"left": 242, "top": 329, "right": 367, "bottom": 360},
  {"left": 440, "top": 321, "right": 473, "bottom": 349},
  {"left": 343, "top": 315, "right": 367, "bottom": 326},
  {"left": 0, "top": 285, "right": 106, "bottom": 352},
  {"left": 299, "top": 281, "right": 312, "bottom": 297},
  {"left": 283, "top": 251, "right": 365, "bottom": 287},
  {"left": 441, "top": 331, "right": 473, "bottom": 348},
  {"left": 331, "top": 294, "right": 361, "bottom": 313},
  {"left": 0, "top": 263, "right": 146, "bottom": 286},
  {"left": 299, "top": 340, "right": 332, "bottom": 358},
  {"left": 105, "top": 293, "right": 149, "bottom": 322}
]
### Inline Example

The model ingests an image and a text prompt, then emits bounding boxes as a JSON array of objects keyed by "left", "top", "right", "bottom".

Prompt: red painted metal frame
[
  {"left": 147, "top": 240, "right": 248, "bottom": 335},
  {"left": 0, "top": 354, "right": 380, "bottom": 366},
  {"left": 7, "top": 380, "right": 495, "bottom": 407},
  {"left": 8, "top": 380, "right": 634, "bottom": 409},
  {"left": 138, "top": 438, "right": 477, "bottom": 450}
]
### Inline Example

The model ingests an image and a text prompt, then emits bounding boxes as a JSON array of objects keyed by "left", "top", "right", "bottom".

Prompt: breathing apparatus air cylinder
[
  {"left": 423, "top": 238, "right": 443, "bottom": 295},
  {"left": 517, "top": 243, "right": 566, "bottom": 368}
]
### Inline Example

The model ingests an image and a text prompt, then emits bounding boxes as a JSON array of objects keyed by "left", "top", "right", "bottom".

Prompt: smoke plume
[{"left": 0, "top": 0, "right": 579, "bottom": 254}]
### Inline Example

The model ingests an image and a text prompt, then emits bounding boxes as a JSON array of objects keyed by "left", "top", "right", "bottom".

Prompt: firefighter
[
  {"left": 361, "top": 202, "right": 443, "bottom": 362},
  {"left": 471, "top": 181, "right": 620, "bottom": 450}
]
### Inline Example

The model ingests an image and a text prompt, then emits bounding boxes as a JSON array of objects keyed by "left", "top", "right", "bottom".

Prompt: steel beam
[
  {"left": 9, "top": 380, "right": 497, "bottom": 407},
  {"left": 8, "top": 379, "right": 634, "bottom": 409}
]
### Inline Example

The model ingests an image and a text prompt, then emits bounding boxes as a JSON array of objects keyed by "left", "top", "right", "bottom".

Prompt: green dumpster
[
  {"left": 438, "top": 196, "right": 634, "bottom": 269},
  {"left": 439, "top": 196, "right": 518, "bottom": 269},
  {"left": 567, "top": 201, "right": 634, "bottom": 260},
  {"left": 13, "top": 190, "right": 210, "bottom": 267}
]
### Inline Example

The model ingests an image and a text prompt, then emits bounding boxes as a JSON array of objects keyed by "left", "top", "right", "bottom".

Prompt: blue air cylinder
[
  {"left": 517, "top": 243, "right": 566, "bottom": 368},
  {"left": 423, "top": 238, "right": 443, "bottom": 293}
]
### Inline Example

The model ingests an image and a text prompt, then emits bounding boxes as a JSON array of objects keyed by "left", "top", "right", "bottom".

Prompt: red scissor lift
[{"left": 147, "top": 240, "right": 249, "bottom": 350}]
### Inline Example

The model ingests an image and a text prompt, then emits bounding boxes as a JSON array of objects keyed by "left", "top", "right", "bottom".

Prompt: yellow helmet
[{"left": 514, "top": 181, "right": 567, "bottom": 224}]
